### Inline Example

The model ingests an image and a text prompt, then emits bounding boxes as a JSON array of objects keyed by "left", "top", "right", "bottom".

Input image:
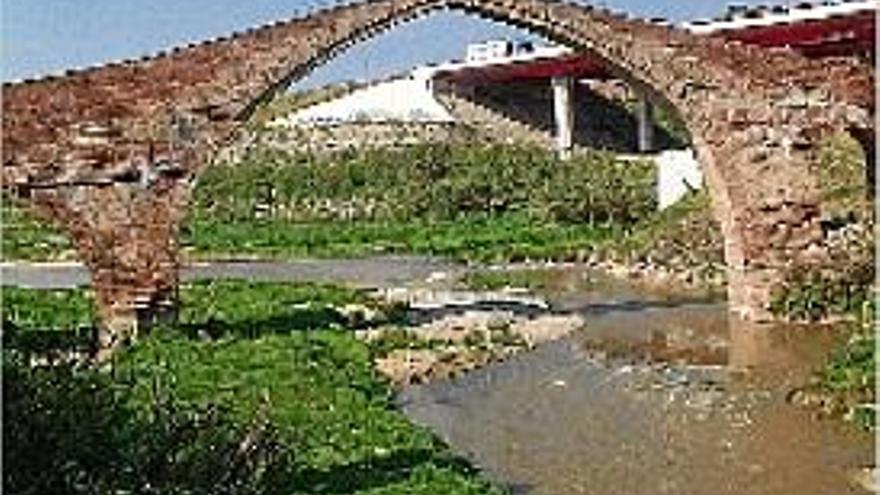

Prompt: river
[{"left": 396, "top": 268, "right": 874, "bottom": 495}]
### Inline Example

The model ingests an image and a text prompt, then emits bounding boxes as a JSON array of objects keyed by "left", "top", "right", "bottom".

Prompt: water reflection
[
  {"left": 398, "top": 283, "right": 873, "bottom": 495},
  {"left": 726, "top": 317, "right": 844, "bottom": 379},
  {"left": 565, "top": 293, "right": 844, "bottom": 385}
]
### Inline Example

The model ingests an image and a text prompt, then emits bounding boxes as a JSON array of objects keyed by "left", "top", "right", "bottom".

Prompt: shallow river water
[{"left": 397, "top": 274, "right": 874, "bottom": 495}]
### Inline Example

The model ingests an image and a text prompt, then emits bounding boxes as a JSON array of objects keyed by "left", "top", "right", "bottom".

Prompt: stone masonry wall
[{"left": 2, "top": 0, "right": 874, "bottom": 349}]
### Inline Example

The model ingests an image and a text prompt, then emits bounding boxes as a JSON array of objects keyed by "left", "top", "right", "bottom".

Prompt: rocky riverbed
[{"left": 358, "top": 288, "right": 587, "bottom": 386}]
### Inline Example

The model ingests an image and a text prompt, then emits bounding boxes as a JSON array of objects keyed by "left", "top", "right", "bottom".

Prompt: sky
[{"left": 3, "top": 0, "right": 778, "bottom": 88}]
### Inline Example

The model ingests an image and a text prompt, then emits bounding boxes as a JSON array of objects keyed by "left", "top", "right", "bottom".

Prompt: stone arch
[{"left": 2, "top": 0, "right": 874, "bottom": 351}]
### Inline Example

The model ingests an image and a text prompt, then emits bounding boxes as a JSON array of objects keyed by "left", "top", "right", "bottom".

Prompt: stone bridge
[{"left": 2, "top": 0, "right": 874, "bottom": 351}]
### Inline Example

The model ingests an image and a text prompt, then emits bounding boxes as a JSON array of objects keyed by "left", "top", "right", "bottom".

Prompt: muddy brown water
[{"left": 397, "top": 271, "right": 874, "bottom": 495}]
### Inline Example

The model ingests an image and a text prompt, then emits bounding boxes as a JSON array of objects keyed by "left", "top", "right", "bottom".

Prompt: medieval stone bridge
[{"left": 2, "top": 0, "right": 874, "bottom": 350}]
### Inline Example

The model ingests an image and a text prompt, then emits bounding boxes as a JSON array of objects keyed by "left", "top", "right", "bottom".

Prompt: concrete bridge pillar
[
  {"left": 552, "top": 76, "right": 575, "bottom": 159},
  {"left": 636, "top": 96, "right": 655, "bottom": 153}
]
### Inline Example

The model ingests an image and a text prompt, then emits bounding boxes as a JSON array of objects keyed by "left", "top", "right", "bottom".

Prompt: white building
[{"left": 274, "top": 75, "right": 454, "bottom": 127}]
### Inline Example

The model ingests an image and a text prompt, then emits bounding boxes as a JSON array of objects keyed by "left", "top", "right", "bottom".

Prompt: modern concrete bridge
[
  {"left": 431, "top": 0, "right": 876, "bottom": 157},
  {"left": 2, "top": 0, "right": 874, "bottom": 352}
]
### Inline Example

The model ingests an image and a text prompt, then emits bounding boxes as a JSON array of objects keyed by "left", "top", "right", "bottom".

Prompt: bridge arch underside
[
  {"left": 5, "top": 0, "right": 873, "bottom": 349},
  {"left": 206, "top": 1, "right": 870, "bottom": 321}
]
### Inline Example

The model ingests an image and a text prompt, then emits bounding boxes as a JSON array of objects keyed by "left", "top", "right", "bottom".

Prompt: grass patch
[
  {"left": 771, "top": 241, "right": 874, "bottom": 431},
  {"left": 793, "top": 315, "right": 877, "bottom": 432},
  {"left": 3, "top": 283, "right": 506, "bottom": 494},
  {"left": 770, "top": 263, "right": 874, "bottom": 323},
  {"left": 177, "top": 280, "right": 370, "bottom": 338},
  {"left": 2, "top": 281, "right": 402, "bottom": 344},
  {"left": 598, "top": 190, "right": 726, "bottom": 287},
  {"left": 820, "top": 329, "right": 876, "bottom": 430},
  {"left": 2, "top": 287, "right": 100, "bottom": 356},
  {"left": 3, "top": 144, "right": 654, "bottom": 263},
  {"left": 185, "top": 214, "right": 616, "bottom": 263},
  {"left": 602, "top": 190, "right": 721, "bottom": 263},
  {"left": 190, "top": 144, "right": 655, "bottom": 226},
  {"left": 117, "top": 332, "right": 502, "bottom": 494},
  {"left": 2, "top": 286, "right": 96, "bottom": 329},
  {"left": 2, "top": 196, "right": 73, "bottom": 261}
]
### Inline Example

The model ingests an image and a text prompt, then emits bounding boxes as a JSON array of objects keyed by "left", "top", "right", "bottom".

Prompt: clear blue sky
[{"left": 3, "top": 0, "right": 775, "bottom": 88}]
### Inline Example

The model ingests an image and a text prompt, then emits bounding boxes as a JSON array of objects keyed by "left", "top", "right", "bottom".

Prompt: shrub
[
  {"left": 3, "top": 355, "right": 294, "bottom": 495},
  {"left": 770, "top": 222, "right": 874, "bottom": 323}
]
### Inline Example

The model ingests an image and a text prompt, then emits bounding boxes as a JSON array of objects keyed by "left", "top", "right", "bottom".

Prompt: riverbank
[
  {"left": 0, "top": 258, "right": 717, "bottom": 385},
  {"left": 3, "top": 280, "right": 508, "bottom": 495}
]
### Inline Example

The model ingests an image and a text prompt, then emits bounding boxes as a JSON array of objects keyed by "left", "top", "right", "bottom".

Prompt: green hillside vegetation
[{"left": 185, "top": 144, "right": 656, "bottom": 262}]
